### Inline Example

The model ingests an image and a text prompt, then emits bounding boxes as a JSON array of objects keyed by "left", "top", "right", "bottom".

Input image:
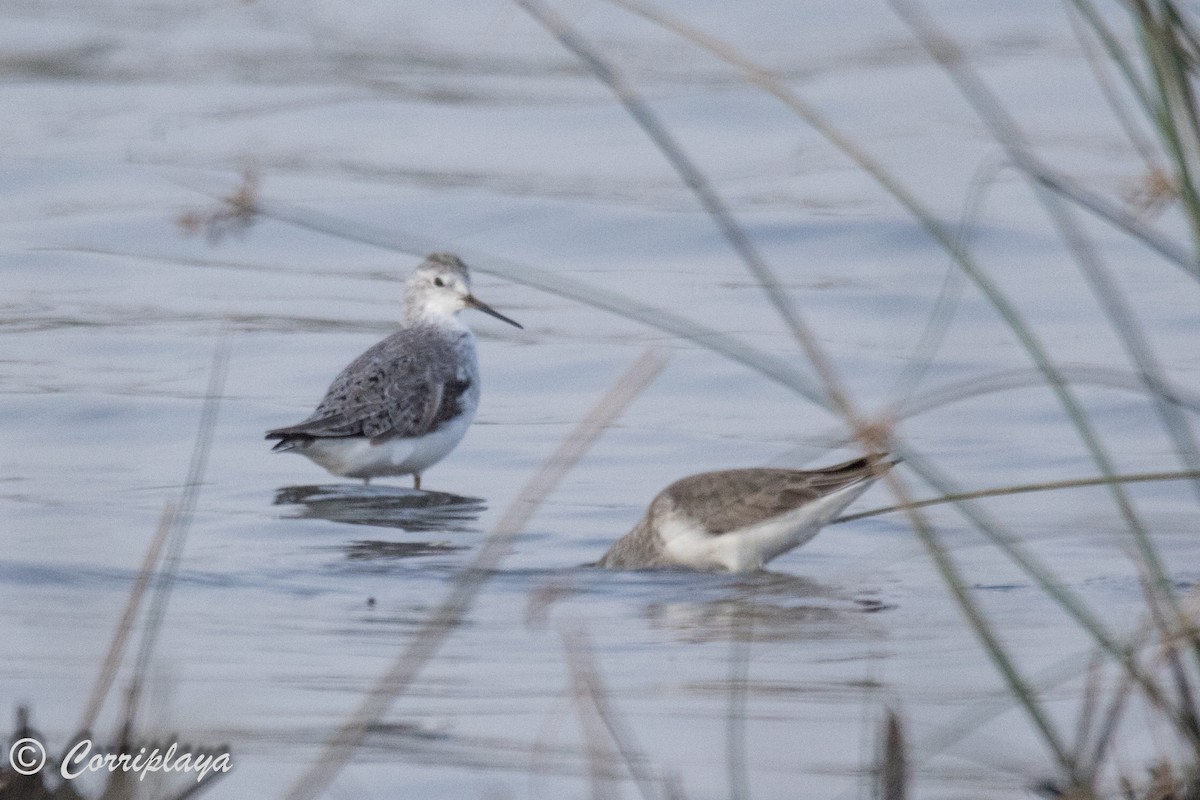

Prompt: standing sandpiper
[
  {"left": 596, "top": 454, "right": 894, "bottom": 572},
  {"left": 266, "top": 253, "right": 522, "bottom": 489}
]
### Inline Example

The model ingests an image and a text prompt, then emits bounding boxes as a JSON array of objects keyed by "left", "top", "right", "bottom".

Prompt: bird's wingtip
[{"left": 266, "top": 433, "right": 300, "bottom": 452}]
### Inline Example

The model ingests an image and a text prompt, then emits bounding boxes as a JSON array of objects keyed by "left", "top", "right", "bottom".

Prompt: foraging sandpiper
[
  {"left": 596, "top": 454, "right": 893, "bottom": 572},
  {"left": 266, "top": 253, "right": 522, "bottom": 489}
]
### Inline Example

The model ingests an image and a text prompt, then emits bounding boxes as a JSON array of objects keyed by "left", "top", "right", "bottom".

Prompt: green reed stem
[
  {"left": 878, "top": 466, "right": 1079, "bottom": 777},
  {"left": 508, "top": 1, "right": 1084, "bottom": 767},
  {"left": 1134, "top": 0, "right": 1200, "bottom": 254},
  {"left": 188, "top": 178, "right": 1124, "bottom": 768},
  {"left": 892, "top": 0, "right": 1191, "bottom": 631},
  {"left": 511, "top": 0, "right": 868, "bottom": 435},
  {"left": 589, "top": 0, "right": 1196, "bottom": 756}
]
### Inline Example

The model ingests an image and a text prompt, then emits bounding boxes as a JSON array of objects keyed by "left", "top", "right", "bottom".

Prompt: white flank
[
  {"left": 658, "top": 478, "right": 877, "bottom": 571},
  {"left": 290, "top": 409, "right": 474, "bottom": 480}
]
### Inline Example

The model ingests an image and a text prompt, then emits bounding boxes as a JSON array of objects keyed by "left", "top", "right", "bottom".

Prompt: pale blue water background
[{"left": 2, "top": 1, "right": 1199, "bottom": 798}]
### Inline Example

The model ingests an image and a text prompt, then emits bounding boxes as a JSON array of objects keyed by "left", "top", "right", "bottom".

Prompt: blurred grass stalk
[
  {"left": 592, "top": 0, "right": 1191, "bottom": 725},
  {"left": 875, "top": 709, "right": 909, "bottom": 800},
  {"left": 180, "top": 0, "right": 1200, "bottom": 789},
  {"left": 892, "top": 0, "right": 1199, "bottom": 623},
  {"left": 1122, "top": 0, "right": 1200, "bottom": 252},
  {"left": 893, "top": 0, "right": 1200, "bottom": 758},
  {"left": 590, "top": 0, "right": 1200, "bottom": 791},
  {"left": 555, "top": 0, "right": 1192, "bottom": 790},
  {"left": 30, "top": 335, "right": 233, "bottom": 800},
  {"left": 899, "top": 0, "right": 1200, "bottom": 792},
  {"left": 279, "top": 348, "right": 667, "bottom": 800},
  {"left": 515, "top": 0, "right": 1096, "bottom": 774},
  {"left": 560, "top": 623, "right": 681, "bottom": 800}
]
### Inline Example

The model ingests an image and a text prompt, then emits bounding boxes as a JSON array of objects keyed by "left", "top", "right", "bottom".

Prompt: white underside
[
  {"left": 287, "top": 411, "right": 473, "bottom": 480},
  {"left": 658, "top": 479, "right": 876, "bottom": 572}
]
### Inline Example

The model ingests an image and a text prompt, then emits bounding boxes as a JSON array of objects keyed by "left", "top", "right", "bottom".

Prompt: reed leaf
[{"left": 892, "top": 0, "right": 1192, "bottom": 637}]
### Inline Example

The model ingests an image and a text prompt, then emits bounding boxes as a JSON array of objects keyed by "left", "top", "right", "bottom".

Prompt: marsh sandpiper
[
  {"left": 596, "top": 454, "right": 894, "bottom": 572},
  {"left": 266, "top": 253, "right": 522, "bottom": 489}
]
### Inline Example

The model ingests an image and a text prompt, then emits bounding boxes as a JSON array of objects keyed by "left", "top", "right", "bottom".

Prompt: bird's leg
[
  {"left": 413, "top": 473, "right": 422, "bottom": 491},
  {"left": 363, "top": 477, "right": 371, "bottom": 487}
]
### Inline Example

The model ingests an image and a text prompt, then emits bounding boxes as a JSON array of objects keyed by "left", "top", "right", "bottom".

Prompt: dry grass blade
[
  {"left": 1073, "top": 656, "right": 1106, "bottom": 773},
  {"left": 566, "top": 644, "right": 621, "bottom": 800},
  {"left": 591, "top": 5, "right": 1195, "bottom": 723},
  {"left": 898, "top": 365, "right": 1200, "bottom": 420},
  {"left": 606, "top": 0, "right": 1199, "bottom": 533},
  {"left": 877, "top": 465, "right": 1079, "bottom": 774},
  {"left": 1132, "top": 0, "right": 1200, "bottom": 252},
  {"left": 887, "top": 150, "right": 992, "bottom": 412},
  {"left": 169, "top": 175, "right": 834, "bottom": 411},
  {"left": 561, "top": 624, "right": 678, "bottom": 800},
  {"left": 1086, "top": 663, "right": 1135, "bottom": 775},
  {"left": 511, "top": 0, "right": 869, "bottom": 436},
  {"left": 510, "top": 0, "right": 1082, "bottom": 765},
  {"left": 278, "top": 348, "right": 668, "bottom": 800},
  {"left": 71, "top": 502, "right": 174, "bottom": 744},
  {"left": 182, "top": 180, "right": 1112, "bottom": 771},
  {"left": 123, "top": 332, "right": 231, "bottom": 731},
  {"left": 835, "top": 469, "right": 1200, "bottom": 525}
]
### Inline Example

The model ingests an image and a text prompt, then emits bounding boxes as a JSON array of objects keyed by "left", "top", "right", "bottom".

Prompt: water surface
[{"left": 2, "top": 1, "right": 1198, "bottom": 798}]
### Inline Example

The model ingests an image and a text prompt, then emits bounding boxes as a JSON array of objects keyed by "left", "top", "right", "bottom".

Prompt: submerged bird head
[{"left": 403, "top": 252, "right": 523, "bottom": 329}]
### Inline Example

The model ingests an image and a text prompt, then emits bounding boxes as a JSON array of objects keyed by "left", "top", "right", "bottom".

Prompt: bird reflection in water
[
  {"left": 641, "top": 571, "right": 893, "bottom": 644},
  {"left": 273, "top": 484, "right": 486, "bottom": 561}
]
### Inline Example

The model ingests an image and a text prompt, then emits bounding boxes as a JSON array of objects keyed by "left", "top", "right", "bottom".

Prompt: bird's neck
[{"left": 403, "top": 306, "right": 467, "bottom": 332}]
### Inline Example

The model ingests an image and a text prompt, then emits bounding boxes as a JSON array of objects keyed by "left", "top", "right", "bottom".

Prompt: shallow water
[{"left": 3, "top": 1, "right": 1199, "bottom": 798}]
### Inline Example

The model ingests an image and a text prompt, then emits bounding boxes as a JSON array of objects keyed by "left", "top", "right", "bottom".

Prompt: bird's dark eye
[{"left": 434, "top": 277, "right": 445, "bottom": 287}]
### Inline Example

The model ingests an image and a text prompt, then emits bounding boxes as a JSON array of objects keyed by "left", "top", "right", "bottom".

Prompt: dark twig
[{"left": 876, "top": 708, "right": 909, "bottom": 800}]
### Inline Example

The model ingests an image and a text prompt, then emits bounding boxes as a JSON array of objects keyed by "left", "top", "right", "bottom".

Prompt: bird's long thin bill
[{"left": 465, "top": 295, "right": 523, "bottom": 329}]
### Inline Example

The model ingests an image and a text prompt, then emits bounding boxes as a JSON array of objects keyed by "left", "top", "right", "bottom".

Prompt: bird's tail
[
  {"left": 816, "top": 452, "right": 896, "bottom": 486},
  {"left": 265, "top": 427, "right": 309, "bottom": 453}
]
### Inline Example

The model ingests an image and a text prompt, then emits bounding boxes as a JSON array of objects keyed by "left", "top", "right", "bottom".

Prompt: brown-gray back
[{"left": 658, "top": 455, "right": 888, "bottom": 535}]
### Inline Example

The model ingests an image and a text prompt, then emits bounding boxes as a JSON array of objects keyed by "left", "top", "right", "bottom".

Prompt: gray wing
[
  {"left": 662, "top": 456, "right": 886, "bottom": 535},
  {"left": 266, "top": 329, "right": 469, "bottom": 442}
]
